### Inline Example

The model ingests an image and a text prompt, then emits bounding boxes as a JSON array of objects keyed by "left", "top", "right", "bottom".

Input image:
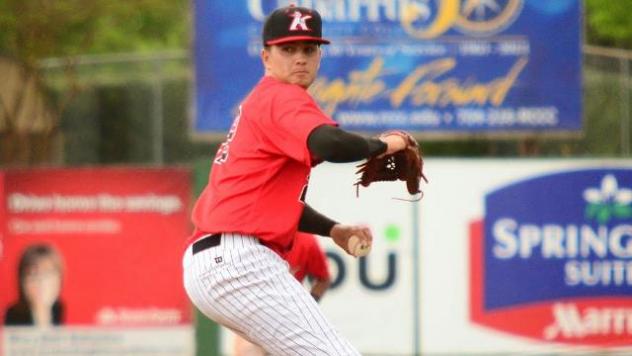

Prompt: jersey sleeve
[
  {"left": 262, "top": 85, "right": 336, "bottom": 166},
  {"left": 305, "top": 234, "right": 330, "bottom": 281}
]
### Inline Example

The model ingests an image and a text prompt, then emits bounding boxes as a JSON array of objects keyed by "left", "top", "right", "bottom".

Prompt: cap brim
[{"left": 266, "top": 36, "right": 331, "bottom": 45}]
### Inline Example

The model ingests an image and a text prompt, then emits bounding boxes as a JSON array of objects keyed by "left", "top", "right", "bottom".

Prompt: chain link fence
[
  {"left": 40, "top": 51, "right": 215, "bottom": 166},
  {"left": 584, "top": 45, "right": 632, "bottom": 157}
]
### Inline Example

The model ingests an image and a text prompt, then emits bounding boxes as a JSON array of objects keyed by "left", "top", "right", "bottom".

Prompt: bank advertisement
[
  {"left": 193, "top": 0, "right": 581, "bottom": 136},
  {"left": 0, "top": 168, "right": 194, "bottom": 356}
]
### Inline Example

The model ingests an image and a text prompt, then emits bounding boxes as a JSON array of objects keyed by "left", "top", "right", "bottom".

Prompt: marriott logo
[{"left": 544, "top": 303, "right": 632, "bottom": 340}]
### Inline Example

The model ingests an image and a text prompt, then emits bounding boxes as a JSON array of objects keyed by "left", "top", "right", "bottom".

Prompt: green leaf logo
[
  {"left": 383, "top": 224, "right": 401, "bottom": 243},
  {"left": 584, "top": 174, "right": 632, "bottom": 224}
]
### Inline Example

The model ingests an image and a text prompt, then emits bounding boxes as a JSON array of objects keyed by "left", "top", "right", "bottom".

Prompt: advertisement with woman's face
[
  {"left": 5, "top": 244, "right": 65, "bottom": 327},
  {"left": 0, "top": 168, "right": 194, "bottom": 355}
]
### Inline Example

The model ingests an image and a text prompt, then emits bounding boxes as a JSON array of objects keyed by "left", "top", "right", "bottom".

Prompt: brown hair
[{"left": 17, "top": 244, "right": 64, "bottom": 300}]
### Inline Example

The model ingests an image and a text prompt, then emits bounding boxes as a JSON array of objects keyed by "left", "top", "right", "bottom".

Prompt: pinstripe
[
  {"left": 224, "top": 248, "right": 289, "bottom": 345},
  {"left": 242, "top": 249, "right": 325, "bottom": 354},
  {"left": 216, "top": 268, "right": 282, "bottom": 350},
  {"left": 203, "top": 263, "right": 268, "bottom": 340},
  {"left": 253, "top": 245, "right": 354, "bottom": 355},
  {"left": 256, "top": 252, "right": 323, "bottom": 335},
  {"left": 271, "top": 244, "right": 359, "bottom": 354},
  {"left": 238, "top": 232, "right": 245, "bottom": 249},
  {"left": 274, "top": 267, "right": 326, "bottom": 332},
  {"left": 182, "top": 233, "right": 359, "bottom": 356},
  {"left": 238, "top": 247, "right": 313, "bottom": 340},
  {"left": 225, "top": 243, "right": 301, "bottom": 356},
  {"left": 188, "top": 239, "right": 253, "bottom": 335},
  {"left": 227, "top": 265, "right": 303, "bottom": 355},
  {"left": 204, "top": 241, "right": 273, "bottom": 338},
  {"left": 234, "top": 233, "right": 244, "bottom": 267},
  {"left": 269, "top": 271, "right": 330, "bottom": 355},
  {"left": 186, "top": 237, "right": 279, "bottom": 346},
  {"left": 211, "top": 238, "right": 291, "bottom": 352},
  {"left": 229, "top": 241, "right": 326, "bottom": 354},
  {"left": 191, "top": 249, "right": 241, "bottom": 331},
  {"left": 283, "top": 263, "right": 355, "bottom": 354},
  {"left": 269, "top": 262, "right": 344, "bottom": 355},
  {"left": 188, "top": 253, "right": 226, "bottom": 321},
  {"left": 247, "top": 238, "right": 357, "bottom": 355},
  {"left": 258, "top": 248, "right": 335, "bottom": 351}
]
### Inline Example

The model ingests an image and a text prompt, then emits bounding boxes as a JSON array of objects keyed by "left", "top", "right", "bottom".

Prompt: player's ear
[{"left": 261, "top": 46, "right": 271, "bottom": 70}]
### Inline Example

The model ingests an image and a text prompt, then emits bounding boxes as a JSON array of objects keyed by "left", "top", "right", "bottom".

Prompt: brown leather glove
[{"left": 355, "top": 130, "right": 428, "bottom": 198}]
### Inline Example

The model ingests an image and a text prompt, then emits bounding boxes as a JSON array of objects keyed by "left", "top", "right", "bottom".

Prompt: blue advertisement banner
[
  {"left": 193, "top": 0, "right": 581, "bottom": 136},
  {"left": 471, "top": 166, "right": 632, "bottom": 346},
  {"left": 484, "top": 169, "right": 632, "bottom": 310}
]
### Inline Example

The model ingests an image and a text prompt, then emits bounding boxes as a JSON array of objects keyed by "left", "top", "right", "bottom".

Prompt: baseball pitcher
[{"left": 182, "top": 4, "right": 412, "bottom": 355}]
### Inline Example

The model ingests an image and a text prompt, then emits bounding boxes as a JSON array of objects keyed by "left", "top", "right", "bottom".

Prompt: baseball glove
[{"left": 355, "top": 130, "right": 428, "bottom": 199}]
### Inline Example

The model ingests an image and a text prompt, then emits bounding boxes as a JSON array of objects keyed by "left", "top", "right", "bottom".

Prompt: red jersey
[
  {"left": 191, "top": 76, "right": 336, "bottom": 251},
  {"left": 283, "top": 232, "right": 330, "bottom": 282}
]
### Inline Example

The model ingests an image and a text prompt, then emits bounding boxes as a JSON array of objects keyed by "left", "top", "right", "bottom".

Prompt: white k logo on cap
[{"left": 289, "top": 11, "right": 312, "bottom": 31}]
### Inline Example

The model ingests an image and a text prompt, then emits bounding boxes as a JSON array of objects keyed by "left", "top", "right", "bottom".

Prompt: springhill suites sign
[{"left": 470, "top": 169, "right": 632, "bottom": 346}]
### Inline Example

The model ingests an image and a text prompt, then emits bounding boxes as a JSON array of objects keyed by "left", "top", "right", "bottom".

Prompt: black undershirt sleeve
[
  {"left": 307, "top": 124, "right": 387, "bottom": 163},
  {"left": 298, "top": 204, "right": 338, "bottom": 237}
]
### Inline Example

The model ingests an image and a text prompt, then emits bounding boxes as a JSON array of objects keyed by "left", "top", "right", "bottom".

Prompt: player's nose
[
  {"left": 294, "top": 54, "right": 307, "bottom": 65},
  {"left": 293, "top": 50, "right": 309, "bottom": 63}
]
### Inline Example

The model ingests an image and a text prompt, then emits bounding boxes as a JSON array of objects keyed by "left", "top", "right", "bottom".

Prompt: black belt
[{"left": 192, "top": 233, "right": 221, "bottom": 255}]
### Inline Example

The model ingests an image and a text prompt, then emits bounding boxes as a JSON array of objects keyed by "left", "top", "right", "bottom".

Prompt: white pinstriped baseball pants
[{"left": 182, "top": 233, "right": 360, "bottom": 356}]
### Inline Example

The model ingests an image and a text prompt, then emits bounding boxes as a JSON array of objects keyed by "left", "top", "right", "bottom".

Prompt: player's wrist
[
  {"left": 328, "top": 223, "right": 342, "bottom": 238},
  {"left": 367, "top": 138, "right": 387, "bottom": 158}
]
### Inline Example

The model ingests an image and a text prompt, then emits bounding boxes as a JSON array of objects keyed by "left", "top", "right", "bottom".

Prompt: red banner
[
  {"left": 0, "top": 168, "right": 193, "bottom": 328},
  {"left": 0, "top": 172, "right": 5, "bottom": 261}
]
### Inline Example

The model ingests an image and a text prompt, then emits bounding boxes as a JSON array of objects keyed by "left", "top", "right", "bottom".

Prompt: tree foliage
[
  {"left": 0, "top": 0, "right": 189, "bottom": 65},
  {"left": 585, "top": 0, "right": 632, "bottom": 49},
  {"left": 0, "top": 0, "right": 189, "bottom": 165}
]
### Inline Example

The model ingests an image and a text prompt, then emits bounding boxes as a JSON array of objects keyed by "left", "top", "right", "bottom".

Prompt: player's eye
[
  {"left": 281, "top": 46, "right": 296, "bottom": 54},
  {"left": 303, "top": 46, "right": 317, "bottom": 55}
]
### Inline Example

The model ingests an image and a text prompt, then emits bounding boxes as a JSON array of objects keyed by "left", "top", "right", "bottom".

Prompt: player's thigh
[
  {"left": 240, "top": 259, "right": 359, "bottom": 356},
  {"left": 184, "top": 242, "right": 358, "bottom": 355}
]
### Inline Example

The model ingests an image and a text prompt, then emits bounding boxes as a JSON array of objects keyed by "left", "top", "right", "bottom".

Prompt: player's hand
[
  {"left": 378, "top": 133, "right": 407, "bottom": 156},
  {"left": 329, "top": 224, "right": 373, "bottom": 256}
]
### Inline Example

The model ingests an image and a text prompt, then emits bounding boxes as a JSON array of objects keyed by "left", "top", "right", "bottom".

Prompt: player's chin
[
  {"left": 296, "top": 79, "right": 314, "bottom": 89},
  {"left": 291, "top": 75, "right": 315, "bottom": 88}
]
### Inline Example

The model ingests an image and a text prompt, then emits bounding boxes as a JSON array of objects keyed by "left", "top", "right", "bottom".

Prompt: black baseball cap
[{"left": 262, "top": 5, "right": 330, "bottom": 46}]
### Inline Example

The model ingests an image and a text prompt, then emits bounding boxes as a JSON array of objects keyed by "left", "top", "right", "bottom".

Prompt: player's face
[{"left": 262, "top": 41, "right": 321, "bottom": 88}]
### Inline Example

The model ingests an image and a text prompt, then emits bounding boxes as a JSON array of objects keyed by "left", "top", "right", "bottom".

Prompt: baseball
[{"left": 347, "top": 235, "right": 371, "bottom": 257}]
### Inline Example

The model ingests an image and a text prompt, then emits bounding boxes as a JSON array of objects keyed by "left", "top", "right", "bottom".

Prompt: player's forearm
[
  {"left": 310, "top": 278, "right": 331, "bottom": 302},
  {"left": 307, "top": 125, "right": 387, "bottom": 162},
  {"left": 298, "top": 204, "right": 338, "bottom": 237}
]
